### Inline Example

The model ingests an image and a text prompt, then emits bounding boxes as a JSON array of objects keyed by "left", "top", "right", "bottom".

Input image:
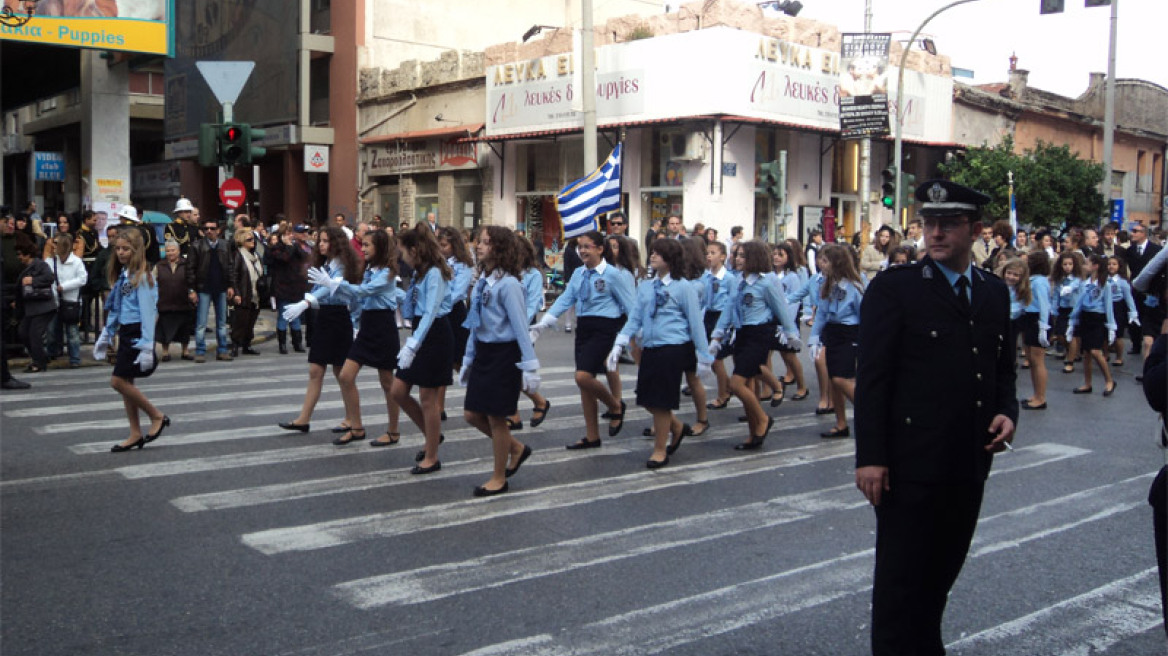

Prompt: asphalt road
[{"left": 1, "top": 326, "right": 1165, "bottom": 656}]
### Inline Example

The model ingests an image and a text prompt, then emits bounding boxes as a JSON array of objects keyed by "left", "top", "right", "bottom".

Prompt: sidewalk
[{"left": 8, "top": 312, "right": 279, "bottom": 370}]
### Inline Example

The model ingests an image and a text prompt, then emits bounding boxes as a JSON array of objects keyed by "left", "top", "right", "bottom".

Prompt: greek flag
[{"left": 557, "top": 144, "right": 622, "bottom": 239}]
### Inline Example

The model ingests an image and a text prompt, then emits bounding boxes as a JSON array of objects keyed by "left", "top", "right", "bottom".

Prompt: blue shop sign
[{"left": 33, "top": 152, "right": 65, "bottom": 182}]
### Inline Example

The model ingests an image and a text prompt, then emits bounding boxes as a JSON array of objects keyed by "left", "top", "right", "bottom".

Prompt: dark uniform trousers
[{"left": 856, "top": 257, "right": 1018, "bottom": 656}]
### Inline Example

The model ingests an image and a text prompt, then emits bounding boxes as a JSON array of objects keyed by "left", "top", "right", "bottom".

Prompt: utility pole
[
  {"left": 581, "top": 0, "right": 597, "bottom": 173},
  {"left": 858, "top": 0, "right": 873, "bottom": 242},
  {"left": 1099, "top": 0, "right": 1118, "bottom": 211}
]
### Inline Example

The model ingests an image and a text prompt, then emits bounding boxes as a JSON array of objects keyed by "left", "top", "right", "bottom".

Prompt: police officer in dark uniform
[{"left": 855, "top": 179, "right": 1018, "bottom": 656}]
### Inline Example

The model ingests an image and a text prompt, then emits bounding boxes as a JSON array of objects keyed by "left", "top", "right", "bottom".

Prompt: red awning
[{"left": 360, "top": 123, "right": 485, "bottom": 145}]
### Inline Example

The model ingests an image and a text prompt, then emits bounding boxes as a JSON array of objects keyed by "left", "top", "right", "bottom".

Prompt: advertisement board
[{"left": 0, "top": 0, "right": 174, "bottom": 56}]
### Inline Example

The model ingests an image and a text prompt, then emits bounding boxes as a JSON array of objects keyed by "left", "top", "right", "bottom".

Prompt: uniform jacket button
[
  {"left": 930, "top": 330, "right": 937, "bottom": 338},
  {"left": 972, "top": 347, "right": 979, "bottom": 355},
  {"left": 976, "top": 373, "right": 983, "bottom": 381},
  {"left": 905, "top": 417, "right": 912, "bottom": 425},
  {"left": 976, "top": 400, "right": 983, "bottom": 408}
]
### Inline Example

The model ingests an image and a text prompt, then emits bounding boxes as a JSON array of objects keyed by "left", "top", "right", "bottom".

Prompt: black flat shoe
[
  {"left": 735, "top": 417, "right": 774, "bottom": 450},
  {"left": 646, "top": 456, "right": 670, "bottom": 469},
  {"left": 143, "top": 415, "right": 171, "bottom": 443},
  {"left": 330, "top": 424, "right": 352, "bottom": 434},
  {"left": 780, "top": 377, "right": 796, "bottom": 387},
  {"left": 111, "top": 437, "right": 145, "bottom": 452},
  {"left": 607, "top": 401, "right": 627, "bottom": 437},
  {"left": 707, "top": 396, "right": 732, "bottom": 410},
  {"left": 1103, "top": 382, "right": 1118, "bottom": 397},
  {"left": 566, "top": 438, "right": 602, "bottom": 450},
  {"left": 770, "top": 393, "right": 784, "bottom": 408},
  {"left": 820, "top": 426, "right": 850, "bottom": 438},
  {"left": 441, "top": 410, "right": 448, "bottom": 422},
  {"left": 505, "top": 445, "right": 533, "bottom": 477},
  {"left": 370, "top": 432, "right": 400, "bottom": 447},
  {"left": 410, "top": 461, "right": 442, "bottom": 475},
  {"left": 682, "top": 386, "right": 692, "bottom": 397},
  {"left": 332, "top": 429, "right": 367, "bottom": 445},
  {"left": 686, "top": 419, "right": 710, "bottom": 437},
  {"left": 1072, "top": 386, "right": 1093, "bottom": 394},
  {"left": 279, "top": 421, "right": 310, "bottom": 433},
  {"left": 642, "top": 427, "right": 656, "bottom": 437},
  {"left": 666, "top": 424, "right": 691, "bottom": 455},
  {"left": 473, "top": 482, "right": 509, "bottom": 497},
  {"left": 507, "top": 418, "right": 524, "bottom": 431},
  {"left": 814, "top": 407, "right": 836, "bottom": 415},
  {"left": 1020, "top": 400, "right": 1047, "bottom": 410},
  {"left": 414, "top": 434, "right": 445, "bottom": 462},
  {"left": 791, "top": 390, "right": 810, "bottom": 401},
  {"left": 530, "top": 401, "right": 552, "bottom": 428}
]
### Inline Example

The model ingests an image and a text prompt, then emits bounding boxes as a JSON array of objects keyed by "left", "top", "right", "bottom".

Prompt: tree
[{"left": 938, "top": 134, "right": 1106, "bottom": 229}]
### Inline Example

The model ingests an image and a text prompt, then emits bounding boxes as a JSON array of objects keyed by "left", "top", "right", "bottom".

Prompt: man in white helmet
[
  {"left": 118, "top": 206, "right": 160, "bottom": 265},
  {"left": 166, "top": 197, "right": 197, "bottom": 258}
]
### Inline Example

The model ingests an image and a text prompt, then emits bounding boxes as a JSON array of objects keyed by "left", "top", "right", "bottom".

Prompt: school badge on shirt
[
  {"left": 743, "top": 293, "right": 755, "bottom": 307},
  {"left": 594, "top": 278, "right": 606, "bottom": 293}
]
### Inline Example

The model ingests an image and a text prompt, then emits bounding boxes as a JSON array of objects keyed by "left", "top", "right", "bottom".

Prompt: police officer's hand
[
  {"left": 855, "top": 466, "right": 890, "bottom": 507},
  {"left": 984, "top": 414, "right": 1016, "bottom": 453}
]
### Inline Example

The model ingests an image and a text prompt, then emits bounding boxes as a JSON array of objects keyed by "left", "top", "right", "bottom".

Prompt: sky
[{"left": 790, "top": 0, "right": 1168, "bottom": 98}]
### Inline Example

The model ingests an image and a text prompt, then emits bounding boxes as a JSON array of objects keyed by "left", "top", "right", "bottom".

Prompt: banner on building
[
  {"left": 839, "top": 33, "right": 891, "bottom": 139},
  {"left": 305, "top": 145, "right": 329, "bottom": 173},
  {"left": 31, "top": 151, "right": 64, "bottom": 181},
  {"left": 557, "top": 144, "right": 622, "bottom": 239},
  {"left": 0, "top": 0, "right": 174, "bottom": 56}
]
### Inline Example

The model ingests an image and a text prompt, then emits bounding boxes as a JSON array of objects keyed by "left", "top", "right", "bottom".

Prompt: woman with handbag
[
  {"left": 154, "top": 240, "right": 194, "bottom": 361},
  {"left": 48, "top": 233, "right": 87, "bottom": 368},
  {"left": 230, "top": 228, "right": 263, "bottom": 356},
  {"left": 15, "top": 241, "right": 57, "bottom": 373}
]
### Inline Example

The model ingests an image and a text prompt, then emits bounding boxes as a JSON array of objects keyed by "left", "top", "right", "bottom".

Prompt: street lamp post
[{"left": 893, "top": 0, "right": 982, "bottom": 223}]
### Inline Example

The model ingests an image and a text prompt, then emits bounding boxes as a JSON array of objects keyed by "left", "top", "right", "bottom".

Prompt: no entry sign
[{"left": 219, "top": 177, "right": 246, "bottom": 209}]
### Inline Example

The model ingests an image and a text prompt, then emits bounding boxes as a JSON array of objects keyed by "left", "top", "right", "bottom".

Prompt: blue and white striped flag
[{"left": 557, "top": 144, "right": 622, "bottom": 239}]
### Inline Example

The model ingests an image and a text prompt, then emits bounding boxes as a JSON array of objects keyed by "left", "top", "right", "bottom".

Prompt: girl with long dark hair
[
  {"left": 1067, "top": 254, "right": 1117, "bottom": 397},
  {"left": 808, "top": 244, "right": 865, "bottom": 438},
  {"left": 506, "top": 237, "right": 552, "bottom": 430},
  {"left": 1020, "top": 250, "right": 1052, "bottom": 409}
]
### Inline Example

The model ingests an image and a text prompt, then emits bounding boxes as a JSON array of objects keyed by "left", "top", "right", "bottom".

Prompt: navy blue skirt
[
  {"left": 308, "top": 305, "right": 353, "bottom": 367},
  {"left": 348, "top": 309, "right": 399, "bottom": 370},
  {"left": 449, "top": 300, "right": 469, "bottom": 367},
  {"left": 822, "top": 322, "right": 859, "bottom": 379},
  {"left": 636, "top": 343, "right": 690, "bottom": 410},
  {"left": 703, "top": 311, "right": 731, "bottom": 360},
  {"left": 396, "top": 314, "right": 454, "bottom": 388},
  {"left": 1020, "top": 312, "right": 1041, "bottom": 348},
  {"left": 1077, "top": 311, "right": 1108, "bottom": 351},
  {"left": 464, "top": 340, "right": 522, "bottom": 417},
  {"left": 113, "top": 323, "right": 159, "bottom": 380},
  {"left": 732, "top": 323, "right": 776, "bottom": 379},
  {"left": 575, "top": 315, "right": 622, "bottom": 374}
]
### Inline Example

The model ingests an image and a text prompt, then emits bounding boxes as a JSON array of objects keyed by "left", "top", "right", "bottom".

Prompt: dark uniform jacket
[
  {"left": 130, "top": 223, "right": 161, "bottom": 265},
  {"left": 185, "top": 238, "right": 237, "bottom": 294},
  {"left": 164, "top": 219, "right": 196, "bottom": 258},
  {"left": 855, "top": 257, "right": 1019, "bottom": 483}
]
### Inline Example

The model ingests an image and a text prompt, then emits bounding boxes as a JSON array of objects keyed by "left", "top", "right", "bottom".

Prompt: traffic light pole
[{"left": 893, "top": 0, "right": 982, "bottom": 223}]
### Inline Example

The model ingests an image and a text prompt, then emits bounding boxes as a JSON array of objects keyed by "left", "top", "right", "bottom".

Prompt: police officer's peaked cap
[{"left": 915, "top": 179, "right": 991, "bottom": 218}]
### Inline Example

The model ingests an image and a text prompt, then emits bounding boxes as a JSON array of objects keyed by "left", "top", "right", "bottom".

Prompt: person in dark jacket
[
  {"left": 117, "top": 206, "right": 160, "bottom": 265},
  {"left": 154, "top": 240, "right": 194, "bottom": 361},
  {"left": 265, "top": 224, "right": 309, "bottom": 354},
  {"left": 185, "top": 216, "right": 236, "bottom": 362},
  {"left": 1, "top": 222, "right": 32, "bottom": 388},
  {"left": 1143, "top": 329, "right": 1167, "bottom": 637},
  {"left": 15, "top": 240, "right": 57, "bottom": 372},
  {"left": 855, "top": 180, "right": 1018, "bottom": 656},
  {"left": 230, "top": 228, "right": 263, "bottom": 357}
]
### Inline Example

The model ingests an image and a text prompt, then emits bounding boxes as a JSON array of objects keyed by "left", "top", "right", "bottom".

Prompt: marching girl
[
  {"left": 505, "top": 237, "right": 552, "bottom": 430},
  {"left": 808, "top": 244, "right": 864, "bottom": 439},
  {"left": 701, "top": 240, "right": 734, "bottom": 410},
  {"left": 1050, "top": 251, "right": 1084, "bottom": 372},
  {"left": 437, "top": 226, "right": 475, "bottom": 421},
  {"left": 393, "top": 227, "right": 454, "bottom": 474},
  {"left": 708, "top": 239, "right": 802, "bottom": 451},
  {"left": 95, "top": 229, "right": 169, "bottom": 452},
  {"left": 772, "top": 242, "right": 810, "bottom": 401},
  {"left": 531, "top": 230, "right": 635, "bottom": 449},
  {"left": 1020, "top": 250, "right": 1052, "bottom": 409},
  {"left": 1105, "top": 255, "right": 1139, "bottom": 367},
  {"left": 278, "top": 226, "right": 363, "bottom": 434},
  {"left": 786, "top": 264, "right": 835, "bottom": 415},
  {"left": 311, "top": 229, "right": 404, "bottom": 447},
  {"left": 1066, "top": 254, "right": 1118, "bottom": 396},
  {"left": 670, "top": 237, "right": 713, "bottom": 437},
  {"left": 608, "top": 238, "right": 713, "bottom": 467},
  {"left": 607, "top": 234, "right": 646, "bottom": 372},
  {"left": 460, "top": 226, "right": 542, "bottom": 496},
  {"left": 997, "top": 257, "right": 1031, "bottom": 366}
]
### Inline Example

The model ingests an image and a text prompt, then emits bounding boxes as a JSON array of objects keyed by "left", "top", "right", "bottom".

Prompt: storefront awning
[
  {"left": 360, "top": 123, "right": 485, "bottom": 145},
  {"left": 461, "top": 116, "right": 718, "bottom": 143}
]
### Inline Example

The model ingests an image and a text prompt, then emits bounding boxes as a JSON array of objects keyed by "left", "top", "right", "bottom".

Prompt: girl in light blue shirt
[
  {"left": 772, "top": 242, "right": 810, "bottom": 402},
  {"left": 808, "top": 244, "right": 864, "bottom": 439},
  {"left": 1105, "top": 255, "right": 1139, "bottom": 367},
  {"left": 1020, "top": 250, "right": 1052, "bottom": 409},
  {"left": 507, "top": 236, "right": 552, "bottom": 431},
  {"left": 1067, "top": 254, "right": 1117, "bottom": 396},
  {"left": 95, "top": 228, "right": 169, "bottom": 452},
  {"left": 1050, "top": 251, "right": 1084, "bottom": 371}
]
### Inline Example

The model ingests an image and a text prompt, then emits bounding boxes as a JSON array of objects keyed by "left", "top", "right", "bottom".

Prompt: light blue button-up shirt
[
  {"left": 1052, "top": 276, "right": 1083, "bottom": 310},
  {"left": 309, "top": 258, "right": 361, "bottom": 326},
  {"left": 406, "top": 266, "right": 452, "bottom": 348},
  {"left": 713, "top": 272, "right": 796, "bottom": 338},
  {"left": 547, "top": 259, "right": 636, "bottom": 319},
  {"left": 105, "top": 269, "right": 159, "bottom": 346},
  {"left": 1070, "top": 278, "right": 1116, "bottom": 330},
  {"left": 447, "top": 257, "right": 474, "bottom": 306},
  {"left": 1026, "top": 275, "right": 1052, "bottom": 326},
  {"left": 619, "top": 274, "right": 712, "bottom": 364},
  {"left": 463, "top": 271, "right": 540, "bottom": 371},
  {"left": 522, "top": 267, "right": 544, "bottom": 323},
  {"left": 335, "top": 267, "right": 398, "bottom": 311},
  {"left": 810, "top": 279, "right": 864, "bottom": 343},
  {"left": 1107, "top": 274, "right": 1138, "bottom": 322},
  {"left": 699, "top": 266, "right": 732, "bottom": 313}
]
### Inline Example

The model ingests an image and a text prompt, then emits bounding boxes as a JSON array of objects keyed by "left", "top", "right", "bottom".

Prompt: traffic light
[
  {"left": 219, "top": 123, "right": 245, "bottom": 167},
  {"left": 758, "top": 160, "right": 783, "bottom": 201},
  {"left": 198, "top": 123, "right": 218, "bottom": 167},
  {"left": 881, "top": 166, "right": 897, "bottom": 209},
  {"left": 901, "top": 172, "right": 916, "bottom": 208},
  {"left": 243, "top": 124, "right": 267, "bottom": 163}
]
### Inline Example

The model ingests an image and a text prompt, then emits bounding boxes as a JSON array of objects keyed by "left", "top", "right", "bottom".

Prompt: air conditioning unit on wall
[{"left": 668, "top": 132, "right": 707, "bottom": 162}]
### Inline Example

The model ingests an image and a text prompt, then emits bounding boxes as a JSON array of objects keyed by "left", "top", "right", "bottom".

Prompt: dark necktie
[{"left": 955, "top": 275, "right": 970, "bottom": 312}]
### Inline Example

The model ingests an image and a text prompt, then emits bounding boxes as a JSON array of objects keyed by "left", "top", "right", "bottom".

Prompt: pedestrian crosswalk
[{"left": 1, "top": 352, "right": 1163, "bottom": 655}]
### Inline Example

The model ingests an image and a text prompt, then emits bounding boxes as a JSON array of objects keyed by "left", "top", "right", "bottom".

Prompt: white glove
[
  {"left": 810, "top": 343, "right": 824, "bottom": 361},
  {"left": 93, "top": 328, "right": 112, "bottom": 360},
  {"left": 529, "top": 314, "right": 557, "bottom": 342},
  {"left": 1108, "top": 329, "right": 1116, "bottom": 344},
  {"left": 353, "top": 327, "right": 360, "bottom": 339},
  {"left": 307, "top": 267, "right": 339, "bottom": 295},
  {"left": 521, "top": 370, "right": 541, "bottom": 394},
  {"left": 397, "top": 344, "right": 417, "bottom": 369},
  {"left": 134, "top": 348, "right": 154, "bottom": 372},
  {"left": 403, "top": 318, "right": 412, "bottom": 329},
  {"left": 707, "top": 339, "right": 722, "bottom": 357},
  {"left": 283, "top": 300, "right": 309, "bottom": 322},
  {"left": 1130, "top": 314, "right": 1141, "bottom": 327},
  {"left": 605, "top": 344, "right": 623, "bottom": 372},
  {"left": 1038, "top": 324, "right": 1050, "bottom": 348},
  {"left": 1060, "top": 286, "right": 1072, "bottom": 297},
  {"left": 696, "top": 361, "right": 713, "bottom": 387},
  {"left": 1065, "top": 326, "right": 1074, "bottom": 342},
  {"left": 458, "top": 359, "right": 472, "bottom": 387},
  {"left": 785, "top": 334, "right": 803, "bottom": 352}
]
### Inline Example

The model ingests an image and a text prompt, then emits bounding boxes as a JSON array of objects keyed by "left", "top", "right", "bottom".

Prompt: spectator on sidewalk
[
  {"left": 186, "top": 216, "right": 236, "bottom": 362},
  {"left": 155, "top": 240, "right": 194, "bottom": 361},
  {"left": 47, "top": 234, "right": 87, "bottom": 368},
  {"left": 15, "top": 240, "right": 56, "bottom": 373},
  {"left": 266, "top": 224, "right": 310, "bottom": 354},
  {"left": 230, "top": 227, "right": 263, "bottom": 357}
]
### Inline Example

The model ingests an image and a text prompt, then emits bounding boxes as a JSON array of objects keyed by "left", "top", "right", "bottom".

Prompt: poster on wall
[
  {"left": 0, "top": 0, "right": 175, "bottom": 56},
  {"left": 838, "top": 33, "right": 891, "bottom": 139}
]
